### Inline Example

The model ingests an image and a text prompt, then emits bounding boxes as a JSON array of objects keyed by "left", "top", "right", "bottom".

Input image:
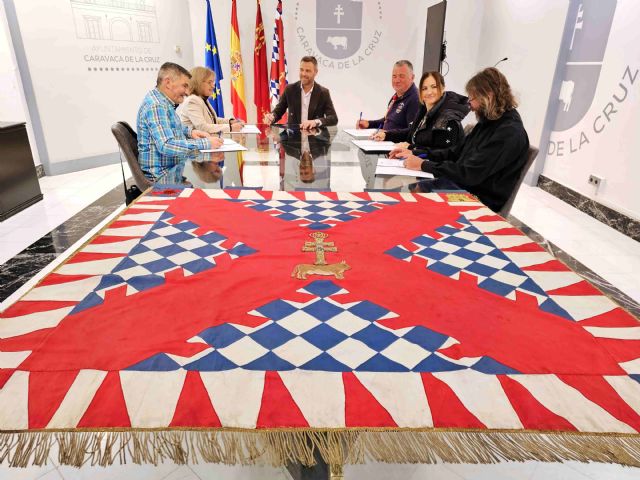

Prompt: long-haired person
[
  {"left": 177, "top": 66, "right": 244, "bottom": 134},
  {"left": 377, "top": 71, "right": 469, "bottom": 156},
  {"left": 394, "top": 67, "right": 529, "bottom": 212}
]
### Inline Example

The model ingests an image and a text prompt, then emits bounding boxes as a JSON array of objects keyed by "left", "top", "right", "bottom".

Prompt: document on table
[
  {"left": 343, "top": 128, "right": 378, "bottom": 138},
  {"left": 375, "top": 158, "right": 434, "bottom": 179},
  {"left": 200, "top": 139, "right": 248, "bottom": 152},
  {"left": 351, "top": 139, "right": 396, "bottom": 152},
  {"left": 238, "top": 124, "right": 261, "bottom": 134}
]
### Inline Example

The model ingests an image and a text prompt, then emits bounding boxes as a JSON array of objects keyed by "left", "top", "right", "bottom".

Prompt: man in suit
[{"left": 263, "top": 56, "right": 338, "bottom": 129}]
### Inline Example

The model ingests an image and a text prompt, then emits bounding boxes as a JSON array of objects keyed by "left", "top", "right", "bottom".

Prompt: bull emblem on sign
[{"left": 316, "top": 0, "right": 362, "bottom": 59}]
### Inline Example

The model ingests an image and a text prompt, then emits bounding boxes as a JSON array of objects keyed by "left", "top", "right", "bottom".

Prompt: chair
[
  {"left": 498, "top": 145, "right": 539, "bottom": 218},
  {"left": 110, "top": 121, "right": 152, "bottom": 191}
]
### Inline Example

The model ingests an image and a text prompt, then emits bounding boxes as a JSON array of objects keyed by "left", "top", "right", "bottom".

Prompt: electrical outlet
[{"left": 588, "top": 175, "right": 604, "bottom": 187}]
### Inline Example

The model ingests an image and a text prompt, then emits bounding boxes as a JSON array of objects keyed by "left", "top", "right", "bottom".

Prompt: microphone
[{"left": 493, "top": 57, "right": 508, "bottom": 68}]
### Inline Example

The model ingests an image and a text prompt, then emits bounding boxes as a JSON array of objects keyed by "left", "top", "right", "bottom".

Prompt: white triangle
[
  {"left": 48, "top": 370, "right": 107, "bottom": 428},
  {"left": 525, "top": 270, "right": 583, "bottom": 291},
  {"left": 356, "top": 372, "right": 433, "bottom": 427},
  {"left": 279, "top": 371, "right": 345, "bottom": 427},
  {"left": 0, "top": 371, "right": 29, "bottom": 429},
  {"left": 200, "top": 370, "right": 265, "bottom": 428},
  {"left": 120, "top": 370, "right": 187, "bottom": 427},
  {"left": 550, "top": 295, "right": 616, "bottom": 321}
]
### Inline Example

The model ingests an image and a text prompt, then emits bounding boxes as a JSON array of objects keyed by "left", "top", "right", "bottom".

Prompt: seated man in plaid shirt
[{"left": 137, "top": 62, "right": 223, "bottom": 180}]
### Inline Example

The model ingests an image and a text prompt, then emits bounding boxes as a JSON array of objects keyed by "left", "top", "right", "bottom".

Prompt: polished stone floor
[{"left": 0, "top": 163, "right": 639, "bottom": 479}]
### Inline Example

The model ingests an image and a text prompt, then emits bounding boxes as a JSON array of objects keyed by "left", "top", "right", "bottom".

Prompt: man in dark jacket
[
  {"left": 263, "top": 56, "right": 338, "bottom": 129},
  {"left": 356, "top": 60, "right": 420, "bottom": 135},
  {"left": 397, "top": 67, "right": 529, "bottom": 212}
]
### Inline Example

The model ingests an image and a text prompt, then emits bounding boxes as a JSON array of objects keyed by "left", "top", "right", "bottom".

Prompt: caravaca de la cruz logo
[
  {"left": 294, "top": 0, "right": 383, "bottom": 70},
  {"left": 548, "top": 0, "right": 637, "bottom": 157}
]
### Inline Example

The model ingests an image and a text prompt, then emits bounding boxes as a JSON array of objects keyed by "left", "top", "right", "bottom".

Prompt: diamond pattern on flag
[
  {"left": 128, "top": 280, "right": 520, "bottom": 374},
  {"left": 71, "top": 210, "right": 257, "bottom": 314},
  {"left": 231, "top": 199, "right": 388, "bottom": 230},
  {"left": 386, "top": 216, "right": 572, "bottom": 320}
]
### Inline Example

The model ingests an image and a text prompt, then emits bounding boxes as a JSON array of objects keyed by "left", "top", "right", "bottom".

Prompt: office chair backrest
[
  {"left": 499, "top": 145, "right": 539, "bottom": 218},
  {"left": 110, "top": 121, "right": 152, "bottom": 191}
]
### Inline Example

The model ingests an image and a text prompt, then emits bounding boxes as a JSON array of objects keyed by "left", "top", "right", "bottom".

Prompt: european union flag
[{"left": 205, "top": 0, "right": 224, "bottom": 116}]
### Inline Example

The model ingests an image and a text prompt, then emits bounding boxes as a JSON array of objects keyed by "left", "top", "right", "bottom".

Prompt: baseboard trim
[
  {"left": 537, "top": 175, "right": 639, "bottom": 242},
  {"left": 46, "top": 152, "right": 120, "bottom": 176}
]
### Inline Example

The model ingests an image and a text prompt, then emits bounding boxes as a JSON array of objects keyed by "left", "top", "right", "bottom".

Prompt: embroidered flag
[
  {"left": 2, "top": 186, "right": 640, "bottom": 468},
  {"left": 269, "top": 0, "right": 288, "bottom": 122},
  {"left": 253, "top": 0, "right": 270, "bottom": 123},
  {"left": 230, "top": 0, "right": 247, "bottom": 121},
  {"left": 205, "top": 0, "right": 224, "bottom": 116}
]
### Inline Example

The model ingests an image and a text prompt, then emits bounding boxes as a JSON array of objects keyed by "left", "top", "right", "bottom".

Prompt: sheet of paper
[
  {"left": 200, "top": 140, "right": 248, "bottom": 153},
  {"left": 343, "top": 128, "right": 378, "bottom": 138},
  {"left": 377, "top": 158, "right": 404, "bottom": 167},
  {"left": 375, "top": 159, "right": 434, "bottom": 179},
  {"left": 351, "top": 140, "right": 396, "bottom": 152},
  {"left": 238, "top": 124, "right": 261, "bottom": 134}
]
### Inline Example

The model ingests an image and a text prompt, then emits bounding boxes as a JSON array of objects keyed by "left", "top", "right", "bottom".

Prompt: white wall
[
  {"left": 543, "top": 0, "right": 640, "bottom": 219},
  {"left": 8, "top": 0, "right": 195, "bottom": 174},
  {"left": 188, "top": 0, "right": 483, "bottom": 127},
  {"left": 0, "top": 0, "right": 40, "bottom": 165},
  {"left": 474, "top": 0, "right": 569, "bottom": 151}
]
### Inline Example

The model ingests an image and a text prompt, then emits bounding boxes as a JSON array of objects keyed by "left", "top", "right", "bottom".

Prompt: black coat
[
  {"left": 271, "top": 81, "right": 338, "bottom": 127},
  {"left": 422, "top": 109, "right": 530, "bottom": 212},
  {"left": 386, "top": 91, "right": 470, "bottom": 156}
]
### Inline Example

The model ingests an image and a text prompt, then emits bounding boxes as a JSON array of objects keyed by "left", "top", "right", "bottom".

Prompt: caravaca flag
[
  {"left": 230, "top": 0, "right": 247, "bottom": 121},
  {"left": 1, "top": 184, "right": 640, "bottom": 468},
  {"left": 205, "top": 0, "right": 224, "bottom": 117},
  {"left": 253, "top": 0, "right": 270, "bottom": 124},
  {"left": 269, "top": 0, "right": 288, "bottom": 120}
]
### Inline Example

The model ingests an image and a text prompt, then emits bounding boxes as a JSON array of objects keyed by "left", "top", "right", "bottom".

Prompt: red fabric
[
  {"left": 253, "top": 0, "right": 270, "bottom": 122},
  {"left": 28, "top": 370, "right": 79, "bottom": 428},
  {"left": 78, "top": 371, "right": 131, "bottom": 428},
  {"left": 421, "top": 373, "right": 485, "bottom": 429},
  {"left": 343, "top": 372, "right": 396, "bottom": 427},
  {"left": 257, "top": 371, "right": 308, "bottom": 428},
  {"left": 498, "top": 375, "right": 576, "bottom": 431},
  {"left": 171, "top": 371, "right": 222, "bottom": 427}
]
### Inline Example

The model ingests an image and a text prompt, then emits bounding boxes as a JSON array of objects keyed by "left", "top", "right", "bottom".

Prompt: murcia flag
[
  {"left": 269, "top": 0, "right": 288, "bottom": 118},
  {"left": 254, "top": 0, "right": 270, "bottom": 123}
]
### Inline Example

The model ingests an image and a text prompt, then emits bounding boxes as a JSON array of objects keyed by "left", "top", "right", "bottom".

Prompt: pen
[{"left": 359, "top": 112, "right": 362, "bottom": 127}]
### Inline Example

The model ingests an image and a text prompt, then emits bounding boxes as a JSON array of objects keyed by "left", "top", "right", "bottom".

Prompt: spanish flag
[{"left": 230, "top": 0, "right": 247, "bottom": 121}]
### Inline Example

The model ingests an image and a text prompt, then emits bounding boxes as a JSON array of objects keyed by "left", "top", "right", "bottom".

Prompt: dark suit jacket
[{"left": 271, "top": 81, "right": 338, "bottom": 126}]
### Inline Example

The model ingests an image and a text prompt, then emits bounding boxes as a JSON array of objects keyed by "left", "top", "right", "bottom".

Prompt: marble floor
[{"left": 0, "top": 164, "right": 639, "bottom": 479}]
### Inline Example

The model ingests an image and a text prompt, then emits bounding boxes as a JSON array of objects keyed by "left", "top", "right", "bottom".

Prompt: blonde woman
[{"left": 177, "top": 66, "right": 244, "bottom": 134}]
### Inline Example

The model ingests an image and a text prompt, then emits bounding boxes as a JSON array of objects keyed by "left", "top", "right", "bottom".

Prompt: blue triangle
[
  {"left": 357, "top": 354, "right": 409, "bottom": 372},
  {"left": 413, "top": 354, "right": 466, "bottom": 372},
  {"left": 630, "top": 374, "right": 640, "bottom": 385},
  {"left": 539, "top": 298, "right": 574, "bottom": 320},
  {"left": 300, "top": 352, "right": 350, "bottom": 372},
  {"left": 183, "top": 350, "right": 238, "bottom": 371},
  {"left": 128, "top": 274, "right": 165, "bottom": 292},
  {"left": 113, "top": 257, "right": 140, "bottom": 272},
  {"left": 518, "top": 277, "right": 547, "bottom": 296},
  {"left": 127, "top": 353, "right": 181, "bottom": 371},
  {"left": 472, "top": 356, "right": 520, "bottom": 374},
  {"left": 302, "top": 280, "right": 342, "bottom": 298},
  {"left": 243, "top": 352, "right": 296, "bottom": 371},
  {"left": 70, "top": 292, "right": 104, "bottom": 314},
  {"left": 95, "top": 274, "right": 125, "bottom": 291}
]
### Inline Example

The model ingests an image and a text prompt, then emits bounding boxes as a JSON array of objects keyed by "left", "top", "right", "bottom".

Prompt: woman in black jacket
[
  {"left": 375, "top": 71, "right": 470, "bottom": 157},
  {"left": 397, "top": 68, "right": 530, "bottom": 212}
]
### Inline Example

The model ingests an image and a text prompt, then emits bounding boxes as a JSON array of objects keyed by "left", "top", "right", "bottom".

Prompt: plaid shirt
[{"left": 137, "top": 88, "right": 210, "bottom": 179}]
